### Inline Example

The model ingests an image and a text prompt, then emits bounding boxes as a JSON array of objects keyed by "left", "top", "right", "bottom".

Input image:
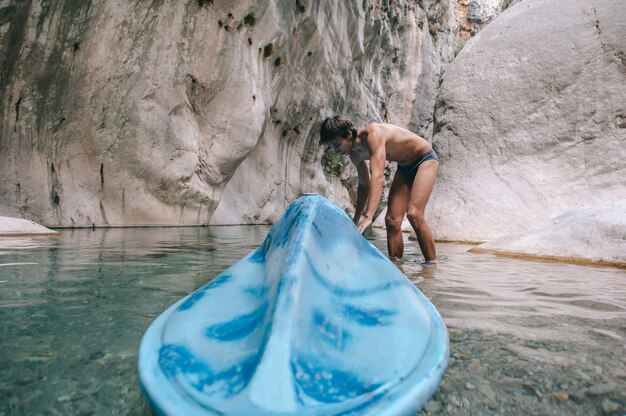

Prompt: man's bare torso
[{"left": 350, "top": 123, "right": 432, "bottom": 166}]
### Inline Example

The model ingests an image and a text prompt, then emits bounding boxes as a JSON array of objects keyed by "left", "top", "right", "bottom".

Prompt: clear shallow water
[{"left": 0, "top": 227, "right": 624, "bottom": 415}]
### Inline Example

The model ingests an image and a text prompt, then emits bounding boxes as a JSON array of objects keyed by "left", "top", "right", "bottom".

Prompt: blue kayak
[{"left": 138, "top": 195, "right": 448, "bottom": 415}]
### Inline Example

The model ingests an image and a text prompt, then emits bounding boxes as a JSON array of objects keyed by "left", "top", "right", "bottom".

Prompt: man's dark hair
[{"left": 320, "top": 115, "right": 357, "bottom": 144}]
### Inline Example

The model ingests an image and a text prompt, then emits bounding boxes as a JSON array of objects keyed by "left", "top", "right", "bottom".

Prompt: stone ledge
[
  {"left": 0, "top": 216, "right": 59, "bottom": 236},
  {"left": 470, "top": 200, "right": 626, "bottom": 269},
  {"left": 468, "top": 247, "right": 626, "bottom": 270}
]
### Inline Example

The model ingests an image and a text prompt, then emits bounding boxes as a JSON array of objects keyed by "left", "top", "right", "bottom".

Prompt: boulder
[
  {"left": 471, "top": 201, "right": 626, "bottom": 268},
  {"left": 429, "top": 0, "right": 626, "bottom": 241}
]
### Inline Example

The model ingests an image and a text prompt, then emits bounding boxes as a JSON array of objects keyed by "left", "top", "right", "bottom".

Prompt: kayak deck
[{"left": 139, "top": 195, "right": 448, "bottom": 415}]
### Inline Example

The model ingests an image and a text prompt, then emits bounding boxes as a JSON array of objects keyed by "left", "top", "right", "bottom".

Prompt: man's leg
[
  {"left": 385, "top": 171, "right": 410, "bottom": 259},
  {"left": 406, "top": 160, "right": 439, "bottom": 262}
]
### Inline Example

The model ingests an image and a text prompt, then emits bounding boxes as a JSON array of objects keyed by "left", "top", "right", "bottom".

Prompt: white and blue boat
[{"left": 139, "top": 194, "right": 448, "bottom": 415}]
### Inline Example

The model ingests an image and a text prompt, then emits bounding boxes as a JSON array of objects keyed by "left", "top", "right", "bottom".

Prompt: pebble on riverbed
[
  {"left": 549, "top": 391, "right": 569, "bottom": 403},
  {"left": 602, "top": 398, "right": 621, "bottom": 413},
  {"left": 588, "top": 381, "right": 616, "bottom": 395},
  {"left": 423, "top": 400, "right": 443, "bottom": 413}
]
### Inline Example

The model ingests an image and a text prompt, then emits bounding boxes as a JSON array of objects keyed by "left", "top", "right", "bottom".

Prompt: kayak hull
[{"left": 139, "top": 195, "right": 448, "bottom": 415}]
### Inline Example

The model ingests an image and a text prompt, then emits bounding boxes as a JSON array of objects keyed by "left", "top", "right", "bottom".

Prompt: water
[
  {"left": 395, "top": 241, "right": 626, "bottom": 415},
  {"left": 0, "top": 227, "right": 624, "bottom": 415}
]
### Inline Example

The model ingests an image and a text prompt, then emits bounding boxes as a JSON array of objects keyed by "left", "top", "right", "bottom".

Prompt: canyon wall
[
  {"left": 3, "top": 0, "right": 622, "bottom": 249},
  {"left": 1, "top": 0, "right": 468, "bottom": 227}
]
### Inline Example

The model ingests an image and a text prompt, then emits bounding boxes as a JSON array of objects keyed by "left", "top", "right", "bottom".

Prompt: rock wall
[
  {"left": 5, "top": 0, "right": 621, "bottom": 246},
  {"left": 430, "top": 0, "right": 626, "bottom": 240},
  {"left": 1, "top": 0, "right": 458, "bottom": 227}
]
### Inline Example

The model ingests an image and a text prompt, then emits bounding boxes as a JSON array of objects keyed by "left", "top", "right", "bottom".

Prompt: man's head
[{"left": 320, "top": 115, "right": 358, "bottom": 155}]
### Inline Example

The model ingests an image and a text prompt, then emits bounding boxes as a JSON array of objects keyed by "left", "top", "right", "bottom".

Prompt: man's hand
[{"left": 357, "top": 215, "right": 372, "bottom": 234}]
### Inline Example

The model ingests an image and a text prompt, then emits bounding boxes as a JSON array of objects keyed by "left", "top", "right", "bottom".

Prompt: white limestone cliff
[{"left": 0, "top": 0, "right": 451, "bottom": 227}]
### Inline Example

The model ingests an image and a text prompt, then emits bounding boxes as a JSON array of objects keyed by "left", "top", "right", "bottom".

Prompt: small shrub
[
  {"left": 243, "top": 12, "right": 256, "bottom": 26},
  {"left": 398, "top": 19, "right": 410, "bottom": 34},
  {"left": 454, "top": 39, "right": 467, "bottom": 56},
  {"left": 428, "top": 23, "right": 438, "bottom": 42},
  {"left": 296, "top": 0, "right": 306, "bottom": 14},
  {"left": 263, "top": 43, "right": 274, "bottom": 58},
  {"left": 321, "top": 149, "right": 345, "bottom": 177}
]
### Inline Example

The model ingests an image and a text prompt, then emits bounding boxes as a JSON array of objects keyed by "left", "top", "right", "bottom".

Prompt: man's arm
[
  {"left": 352, "top": 159, "right": 370, "bottom": 225},
  {"left": 357, "top": 127, "right": 386, "bottom": 234}
]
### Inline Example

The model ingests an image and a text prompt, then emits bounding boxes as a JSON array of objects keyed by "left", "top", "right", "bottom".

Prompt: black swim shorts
[{"left": 396, "top": 149, "right": 439, "bottom": 181}]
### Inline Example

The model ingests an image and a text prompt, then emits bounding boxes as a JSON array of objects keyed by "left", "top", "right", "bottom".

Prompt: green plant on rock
[
  {"left": 296, "top": 0, "right": 306, "bottom": 14},
  {"left": 428, "top": 22, "right": 438, "bottom": 42},
  {"left": 321, "top": 148, "right": 345, "bottom": 177},
  {"left": 398, "top": 19, "right": 411, "bottom": 34},
  {"left": 263, "top": 43, "right": 274, "bottom": 58},
  {"left": 243, "top": 12, "right": 256, "bottom": 26},
  {"left": 454, "top": 39, "right": 467, "bottom": 56}
]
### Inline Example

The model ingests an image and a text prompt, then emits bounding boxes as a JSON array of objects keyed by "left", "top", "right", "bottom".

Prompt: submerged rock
[{"left": 471, "top": 200, "right": 626, "bottom": 268}]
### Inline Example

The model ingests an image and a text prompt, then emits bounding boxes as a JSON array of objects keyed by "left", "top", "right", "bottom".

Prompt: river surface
[{"left": 0, "top": 226, "right": 624, "bottom": 415}]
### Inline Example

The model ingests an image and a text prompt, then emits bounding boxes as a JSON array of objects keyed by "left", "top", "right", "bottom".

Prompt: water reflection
[{"left": 0, "top": 227, "right": 624, "bottom": 415}]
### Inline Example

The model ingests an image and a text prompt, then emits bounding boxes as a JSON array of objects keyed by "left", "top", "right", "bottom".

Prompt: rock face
[
  {"left": 2, "top": 0, "right": 623, "bottom": 264},
  {"left": 471, "top": 200, "right": 626, "bottom": 268},
  {"left": 457, "top": 0, "right": 502, "bottom": 40},
  {"left": 0, "top": 0, "right": 454, "bottom": 227},
  {"left": 0, "top": 216, "right": 58, "bottom": 236},
  {"left": 430, "top": 0, "right": 626, "bottom": 241}
]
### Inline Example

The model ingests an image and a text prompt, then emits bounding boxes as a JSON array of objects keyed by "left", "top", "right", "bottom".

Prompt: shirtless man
[{"left": 320, "top": 115, "right": 439, "bottom": 263}]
